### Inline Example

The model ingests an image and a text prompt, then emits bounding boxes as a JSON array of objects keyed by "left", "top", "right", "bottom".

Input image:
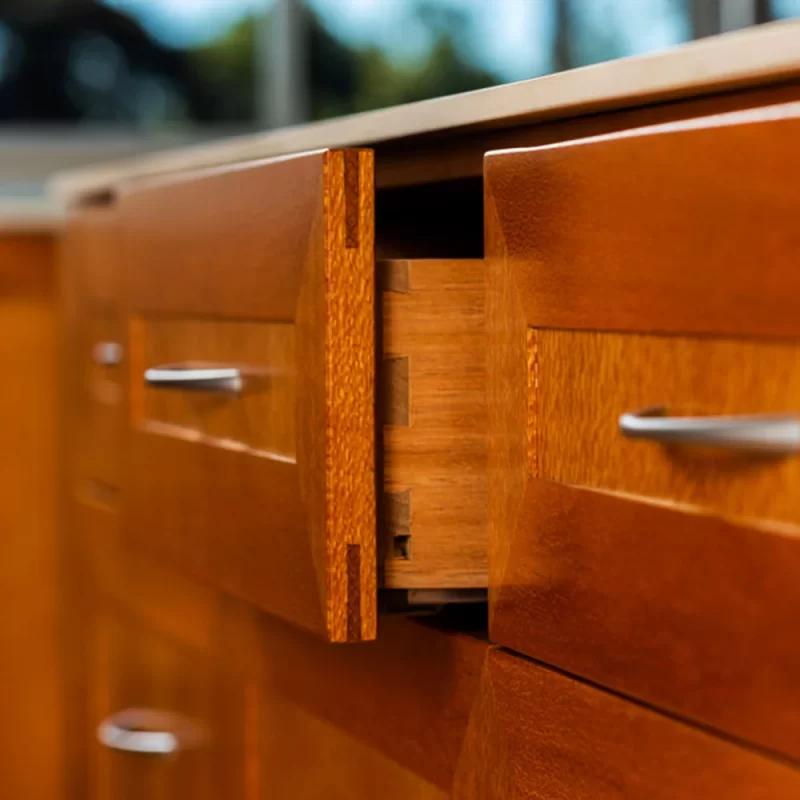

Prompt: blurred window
[{"left": 0, "top": 0, "right": 794, "bottom": 132}]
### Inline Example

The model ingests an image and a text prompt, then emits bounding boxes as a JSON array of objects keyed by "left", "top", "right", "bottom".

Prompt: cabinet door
[{"left": 121, "top": 150, "right": 376, "bottom": 642}]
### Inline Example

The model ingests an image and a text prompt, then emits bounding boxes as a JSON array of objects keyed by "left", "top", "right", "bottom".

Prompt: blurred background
[{"left": 1, "top": 0, "right": 798, "bottom": 199}]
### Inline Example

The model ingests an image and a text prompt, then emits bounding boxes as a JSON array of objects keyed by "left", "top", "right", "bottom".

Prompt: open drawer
[
  {"left": 120, "top": 151, "right": 487, "bottom": 643},
  {"left": 122, "top": 150, "right": 376, "bottom": 642}
]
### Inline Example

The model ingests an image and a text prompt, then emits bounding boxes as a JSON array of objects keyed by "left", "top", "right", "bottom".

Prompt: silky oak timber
[
  {"left": 65, "top": 204, "right": 124, "bottom": 496},
  {"left": 120, "top": 150, "right": 376, "bottom": 642},
  {"left": 87, "top": 580, "right": 251, "bottom": 799},
  {"left": 256, "top": 609, "right": 488, "bottom": 795},
  {"left": 485, "top": 103, "right": 800, "bottom": 760},
  {"left": 452, "top": 649, "right": 800, "bottom": 800},
  {"left": 66, "top": 200, "right": 254, "bottom": 800},
  {"left": 380, "top": 259, "right": 488, "bottom": 589},
  {"left": 0, "top": 234, "right": 63, "bottom": 800},
  {"left": 485, "top": 102, "right": 800, "bottom": 338},
  {"left": 537, "top": 329, "right": 800, "bottom": 526}
]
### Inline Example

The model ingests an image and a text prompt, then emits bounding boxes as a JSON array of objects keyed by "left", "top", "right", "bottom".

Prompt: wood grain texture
[
  {"left": 485, "top": 190, "right": 528, "bottom": 627},
  {"left": 62, "top": 204, "right": 124, "bottom": 495},
  {"left": 121, "top": 150, "right": 376, "bottom": 642},
  {"left": 0, "top": 234, "right": 63, "bottom": 800},
  {"left": 485, "top": 101, "right": 800, "bottom": 338},
  {"left": 492, "top": 479, "right": 800, "bottom": 761},
  {"left": 453, "top": 649, "right": 800, "bottom": 799},
  {"left": 135, "top": 318, "right": 296, "bottom": 460},
  {"left": 257, "top": 610, "right": 488, "bottom": 794},
  {"left": 86, "top": 570, "right": 248, "bottom": 800},
  {"left": 381, "top": 259, "right": 488, "bottom": 588},
  {"left": 537, "top": 329, "right": 800, "bottom": 526},
  {"left": 261, "top": 702, "right": 448, "bottom": 800}
]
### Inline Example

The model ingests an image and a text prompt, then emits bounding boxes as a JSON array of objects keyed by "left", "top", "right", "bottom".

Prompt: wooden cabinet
[{"left": 485, "top": 103, "right": 800, "bottom": 759}]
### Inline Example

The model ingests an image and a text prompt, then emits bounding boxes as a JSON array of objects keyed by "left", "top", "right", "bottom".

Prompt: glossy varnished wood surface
[
  {"left": 134, "top": 318, "right": 297, "bottom": 461},
  {"left": 77, "top": 505, "right": 250, "bottom": 800},
  {"left": 256, "top": 609, "right": 488, "bottom": 794},
  {"left": 381, "top": 259, "right": 487, "bottom": 588},
  {"left": 0, "top": 234, "right": 63, "bottom": 800},
  {"left": 485, "top": 102, "right": 800, "bottom": 760},
  {"left": 536, "top": 329, "right": 800, "bottom": 526},
  {"left": 121, "top": 150, "right": 376, "bottom": 642},
  {"left": 491, "top": 480, "right": 800, "bottom": 761},
  {"left": 485, "top": 102, "right": 800, "bottom": 338},
  {"left": 66, "top": 206, "right": 124, "bottom": 495},
  {"left": 454, "top": 649, "right": 800, "bottom": 799}
]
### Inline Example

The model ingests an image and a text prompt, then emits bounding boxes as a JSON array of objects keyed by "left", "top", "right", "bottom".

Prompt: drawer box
[
  {"left": 65, "top": 205, "right": 124, "bottom": 496},
  {"left": 485, "top": 105, "right": 800, "bottom": 758}
]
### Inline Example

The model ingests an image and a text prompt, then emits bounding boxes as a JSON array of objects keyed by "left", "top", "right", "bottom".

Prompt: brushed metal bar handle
[
  {"left": 96, "top": 709, "right": 180, "bottom": 755},
  {"left": 144, "top": 364, "right": 243, "bottom": 394},
  {"left": 619, "top": 406, "right": 800, "bottom": 454}
]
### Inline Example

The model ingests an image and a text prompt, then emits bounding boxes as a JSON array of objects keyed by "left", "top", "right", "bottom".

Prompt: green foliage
[{"left": 187, "top": 1, "right": 500, "bottom": 123}]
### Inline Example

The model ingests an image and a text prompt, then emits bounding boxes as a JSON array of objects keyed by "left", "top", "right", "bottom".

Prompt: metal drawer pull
[
  {"left": 93, "top": 341, "right": 123, "bottom": 366},
  {"left": 619, "top": 406, "right": 800, "bottom": 454},
  {"left": 144, "top": 364, "right": 243, "bottom": 394},
  {"left": 97, "top": 709, "right": 180, "bottom": 755}
]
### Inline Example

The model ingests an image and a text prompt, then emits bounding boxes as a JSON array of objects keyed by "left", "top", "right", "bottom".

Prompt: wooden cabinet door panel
[{"left": 120, "top": 150, "right": 376, "bottom": 642}]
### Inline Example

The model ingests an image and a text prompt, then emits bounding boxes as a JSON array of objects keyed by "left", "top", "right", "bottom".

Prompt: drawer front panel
[
  {"left": 65, "top": 205, "right": 125, "bottom": 495},
  {"left": 485, "top": 104, "right": 800, "bottom": 759},
  {"left": 380, "top": 259, "right": 488, "bottom": 589},
  {"left": 453, "top": 649, "right": 800, "bottom": 799},
  {"left": 132, "top": 317, "right": 296, "bottom": 460},
  {"left": 492, "top": 479, "right": 800, "bottom": 760},
  {"left": 121, "top": 150, "right": 376, "bottom": 642},
  {"left": 485, "top": 102, "right": 800, "bottom": 339},
  {"left": 88, "top": 600, "right": 236, "bottom": 800},
  {"left": 536, "top": 329, "right": 800, "bottom": 526}
]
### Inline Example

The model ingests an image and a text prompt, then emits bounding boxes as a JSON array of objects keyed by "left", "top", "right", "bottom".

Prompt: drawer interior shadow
[{"left": 375, "top": 177, "right": 483, "bottom": 260}]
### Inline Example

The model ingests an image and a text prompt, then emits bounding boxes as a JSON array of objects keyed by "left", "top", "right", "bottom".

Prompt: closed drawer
[
  {"left": 485, "top": 104, "right": 800, "bottom": 759},
  {"left": 454, "top": 650, "right": 800, "bottom": 799},
  {"left": 65, "top": 204, "right": 124, "bottom": 495},
  {"left": 87, "top": 557, "right": 247, "bottom": 800},
  {"left": 258, "top": 612, "right": 487, "bottom": 798}
]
